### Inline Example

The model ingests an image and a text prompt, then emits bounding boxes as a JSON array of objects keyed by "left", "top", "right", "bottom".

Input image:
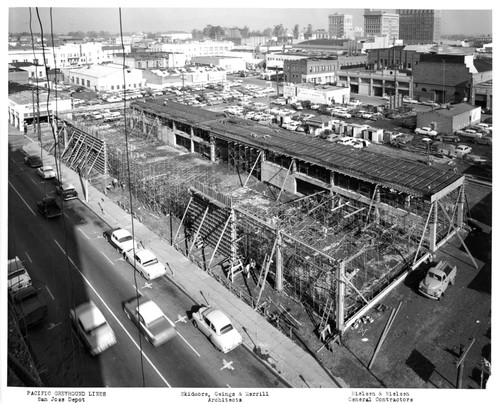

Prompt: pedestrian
[
  {"left": 112, "top": 178, "right": 118, "bottom": 189},
  {"left": 23, "top": 122, "right": 28, "bottom": 135}
]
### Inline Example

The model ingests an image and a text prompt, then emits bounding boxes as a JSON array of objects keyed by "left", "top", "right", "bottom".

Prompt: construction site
[{"left": 52, "top": 98, "right": 470, "bottom": 348}]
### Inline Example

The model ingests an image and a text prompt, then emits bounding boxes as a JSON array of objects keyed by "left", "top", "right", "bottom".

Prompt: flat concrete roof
[{"left": 132, "top": 100, "right": 463, "bottom": 199}]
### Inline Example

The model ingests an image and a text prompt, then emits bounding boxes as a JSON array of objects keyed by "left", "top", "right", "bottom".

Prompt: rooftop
[{"left": 132, "top": 100, "right": 463, "bottom": 199}]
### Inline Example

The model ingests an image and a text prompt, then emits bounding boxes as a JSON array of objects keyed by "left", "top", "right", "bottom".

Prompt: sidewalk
[{"left": 20, "top": 129, "right": 349, "bottom": 389}]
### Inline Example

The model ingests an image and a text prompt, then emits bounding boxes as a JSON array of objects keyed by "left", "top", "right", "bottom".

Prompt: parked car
[
  {"left": 124, "top": 249, "right": 166, "bottom": 280},
  {"left": 56, "top": 183, "right": 78, "bottom": 201},
  {"left": 37, "top": 165, "right": 56, "bottom": 179},
  {"left": 123, "top": 295, "right": 176, "bottom": 347},
  {"left": 419, "top": 261, "right": 457, "bottom": 300},
  {"left": 455, "top": 129, "right": 482, "bottom": 140},
  {"left": 192, "top": 306, "right": 242, "bottom": 353},
  {"left": 8, "top": 256, "right": 32, "bottom": 294},
  {"left": 415, "top": 127, "right": 438, "bottom": 137},
  {"left": 403, "top": 97, "right": 419, "bottom": 104},
  {"left": 351, "top": 139, "right": 370, "bottom": 149},
  {"left": 335, "top": 111, "right": 352, "bottom": 119},
  {"left": 10, "top": 286, "right": 48, "bottom": 332},
  {"left": 103, "top": 228, "right": 138, "bottom": 253},
  {"left": 472, "top": 136, "right": 492, "bottom": 146},
  {"left": 435, "top": 134, "right": 460, "bottom": 143},
  {"left": 336, "top": 136, "right": 356, "bottom": 146},
  {"left": 361, "top": 112, "right": 374, "bottom": 119},
  {"left": 70, "top": 301, "right": 117, "bottom": 355},
  {"left": 454, "top": 144, "right": 473, "bottom": 156},
  {"left": 24, "top": 155, "right": 43, "bottom": 168}
]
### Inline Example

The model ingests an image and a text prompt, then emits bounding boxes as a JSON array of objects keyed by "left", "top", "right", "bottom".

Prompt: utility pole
[{"left": 456, "top": 337, "right": 475, "bottom": 389}]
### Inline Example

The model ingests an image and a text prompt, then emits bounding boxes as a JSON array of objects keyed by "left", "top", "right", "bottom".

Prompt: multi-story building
[
  {"left": 62, "top": 63, "right": 145, "bottom": 92},
  {"left": 337, "top": 68, "right": 413, "bottom": 98},
  {"left": 265, "top": 52, "right": 309, "bottom": 70},
  {"left": 284, "top": 55, "right": 367, "bottom": 85},
  {"left": 191, "top": 56, "right": 246, "bottom": 73},
  {"left": 113, "top": 51, "right": 187, "bottom": 69},
  {"left": 149, "top": 41, "right": 234, "bottom": 61},
  {"left": 412, "top": 53, "right": 493, "bottom": 104},
  {"left": 328, "top": 13, "right": 353, "bottom": 39},
  {"left": 364, "top": 9, "right": 400, "bottom": 43},
  {"left": 7, "top": 48, "right": 53, "bottom": 67},
  {"left": 397, "top": 9, "right": 441, "bottom": 44}
]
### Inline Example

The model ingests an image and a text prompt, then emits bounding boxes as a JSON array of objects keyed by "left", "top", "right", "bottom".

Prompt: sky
[{"left": 7, "top": 3, "right": 494, "bottom": 37}]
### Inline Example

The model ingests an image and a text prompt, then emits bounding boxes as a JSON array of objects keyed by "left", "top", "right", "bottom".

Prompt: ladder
[{"left": 319, "top": 297, "right": 334, "bottom": 332}]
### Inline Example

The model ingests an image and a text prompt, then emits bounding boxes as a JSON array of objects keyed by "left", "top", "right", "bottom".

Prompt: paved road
[{"left": 8, "top": 148, "right": 287, "bottom": 388}]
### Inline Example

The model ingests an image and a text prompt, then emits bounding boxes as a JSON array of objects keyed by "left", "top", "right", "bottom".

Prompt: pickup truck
[
  {"left": 10, "top": 286, "right": 48, "bottom": 332},
  {"left": 419, "top": 261, "right": 457, "bottom": 300},
  {"left": 37, "top": 197, "right": 62, "bottom": 218}
]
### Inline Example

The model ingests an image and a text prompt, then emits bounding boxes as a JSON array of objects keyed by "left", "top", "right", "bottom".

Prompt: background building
[
  {"left": 397, "top": 9, "right": 441, "bottom": 44},
  {"left": 328, "top": 13, "right": 353, "bottom": 39},
  {"left": 364, "top": 9, "right": 400, "bottom": 43}
]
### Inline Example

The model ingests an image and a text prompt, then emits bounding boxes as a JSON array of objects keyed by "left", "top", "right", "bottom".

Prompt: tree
[
  {"left": 202, "top": 25, "right": 225, "bottom": 40},
  {"left": 191, "top": 29, "right": 204, "bottom": 40},
  {"left": 307, "top": 24, "right": 313, "bottom": 35},
  {"left": 240, "top": 25, "right": 249, "bottom": 38},
  {"left": 273, "top": 24, "right": 285, "bottom": 37},
  {"left": 263, "top": 27, "right": 272, "bottom": 37},
  {"left": 293, "top": 24, "right": 299, "bottom": 39}
]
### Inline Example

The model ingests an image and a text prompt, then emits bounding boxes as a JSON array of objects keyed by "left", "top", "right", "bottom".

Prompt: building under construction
[{"left": 54, "top": 99, "right": 469, "bottom": 336}]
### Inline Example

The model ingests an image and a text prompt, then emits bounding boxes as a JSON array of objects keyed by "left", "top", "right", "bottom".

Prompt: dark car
[
  {"left": 435, "top": 134, "right": 460, "bottom": 143},
  {"left": 24, "top": 155, "right": 43, "bottom": 168},
  {"left": 37, "top": 197, "right": 62, "bottom": 218},
  {"left": 56, "top": 183, "right": 78, "bottom": 201},
  {"left": 10, "top": 286, "right": 48, "bottom": 333}
]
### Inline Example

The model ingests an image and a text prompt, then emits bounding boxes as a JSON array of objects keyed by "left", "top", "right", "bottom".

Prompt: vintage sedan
[
  {"left": 415, "top": 127, "right": 438, "bottom": 137},
  {"left": 103, "top": 228, "right": 138, "bottom": 253},
  {"left": 124, "top": 249, "right": 166, "bottom": 280},
  {"left": 24, "top": 155, "right": 43, "bottom": 168},
  {"left": 192, "top": 306, "right": 242, "bottom": 353},
  {"left": 70, "top": 301, "right": 116, "bottom": 355},
  {"left": 37, "top": 165, "right": 56, "bottom": 179},
  {"left": 123, "top": 296, "right": 176, "bottom": 347},
  {"left": 56, "top": 183, "right": 78, "bottom": 201}
]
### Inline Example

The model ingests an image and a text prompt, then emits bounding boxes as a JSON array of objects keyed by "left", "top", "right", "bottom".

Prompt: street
[{"left": 8, "top": 146, "right": 287, "bottom": 388}]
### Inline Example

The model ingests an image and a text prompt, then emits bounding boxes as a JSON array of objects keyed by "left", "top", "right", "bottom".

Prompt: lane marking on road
[
  {"left": 8, "top": 181, "right": 36, "bottom": 216},
  {"left": 227, "top": 384, "right": 231, "bottom": 388},
  {"left": 25, "top": 252, "right": 32, "bottom": 263},
  {"left": 78, "top": 228, "right": 90, "bottom": 239},
  {"left": 45, "top": 285, "right": 55, "bottom": 300},
  {"left": 47, "top": 322, "right": 62, "bottom": 331},
  {"left": 63, "top": 211, "right": 70, "bottom": 218},
  {"left": 53, "top": 239, "right": 172, "bottom": 387},
  {"left": 176, "top": 331, "right": 201, "bottom": 357},
  {"left": 31, "top": 178, "right": 37, "bottom": 185},
  {"left": 101, "top": 252, "right": 115, "bottom": 266},
  {"left": 142, "top": 282, "right": 153, "bottom": 289}
]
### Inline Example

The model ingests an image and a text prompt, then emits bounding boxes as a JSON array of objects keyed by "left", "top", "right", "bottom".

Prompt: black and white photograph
[{"left": 3, "top": 1, "right": 496, "bottom": 403}]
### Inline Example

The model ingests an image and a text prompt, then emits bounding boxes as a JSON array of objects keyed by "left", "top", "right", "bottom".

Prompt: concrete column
[
  {"left": 190, "top": 138, "right": 195, "bottom": 153},
  {"left": 209, "top": 136, "right": 216, "bottom": 163},
  {"left": 375, "top": 187, "right": 381, "bottom": 224},
  {"left": 275, "top": 230, "right": 283, "bottom": 292},
  {"left": 190, "top": 126, "right": 194, "bottom": 138},
  {"left": 369, "top": 78, "right": 373, "bottom": 96},
  {"left": 382, "top": 79, "right": 386, "bottom": 95},
  {"left": 336, "top": 261, "right": 345, "bottom": 333},
  {"left": 429, "top": 202, "right": 438, "bottom": 253},
  {"left": 404, "top": 195, "right": 411, "bottom": 210}
]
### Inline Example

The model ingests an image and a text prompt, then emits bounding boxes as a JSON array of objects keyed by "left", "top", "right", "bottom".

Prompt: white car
[
  {"left": 336, "top": 136, "right": 356, "bottom": 146},
  {"left": 70, "top": 301, "right": 116, "bottom": 355},
  {"left": 192, "top": 306, "right": 242, "bottom": 353},
  {"left": 123, "top": 296, "right": 176, "bottom": 346},
  {"left": 103, "top": 228, "right": 138, "bottom": 253},
  {"left": 124, "top": 249, "right": 166, "bottom": 280},
  {"left": 351, "top": 139, "right": 370, "bottom": 149},
  {"left": 403, "top": 98, "right": 419, "bottom": 104},
  {"left": 454, "top": 145, "right": 472, "bottom": 155},
  {"left": 8, "top": 257, "right": 32, "bottom": 293},
  {"left": 335, "top": 111, "right": 352, "bottom": 119},
  {"left": 37, "top": 165, "right": 56, "bottom": 179},
  {"left": 415, "top": 127, "right": 438, "bottom": 137}
]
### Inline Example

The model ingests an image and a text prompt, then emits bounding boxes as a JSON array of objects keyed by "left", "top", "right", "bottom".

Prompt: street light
[{"left": 442, "top": 59, "right": 445, "bottom": 104}]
